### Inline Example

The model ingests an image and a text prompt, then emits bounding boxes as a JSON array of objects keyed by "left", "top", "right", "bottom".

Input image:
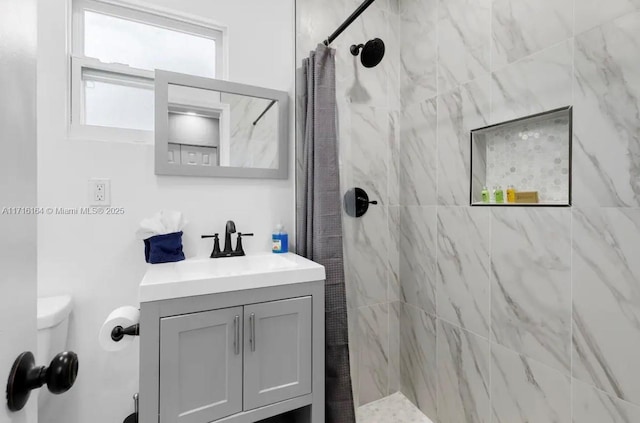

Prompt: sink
[
  {"left": 176, "top": 254, "right": 297, "bottom": 278},
  {"left": 139, "top": 253, "right": 325, "bottom": 302}
]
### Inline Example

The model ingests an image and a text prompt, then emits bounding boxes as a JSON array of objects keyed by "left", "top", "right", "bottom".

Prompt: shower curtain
[{"left": 297, "top": 44, "right": 356, "bottom": 422}]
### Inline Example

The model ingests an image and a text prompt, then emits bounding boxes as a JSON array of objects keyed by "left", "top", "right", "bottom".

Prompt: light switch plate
[{"left": 89, "top": 178, "right": 111, "bottom": 206}]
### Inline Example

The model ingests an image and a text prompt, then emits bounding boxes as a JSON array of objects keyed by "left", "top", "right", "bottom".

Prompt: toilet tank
[
  {"left": 37, "top": 295, "right": 73, "bottom": 410},
  {"left": 37, "top": 295, "right": 73, "bottom": 364}
]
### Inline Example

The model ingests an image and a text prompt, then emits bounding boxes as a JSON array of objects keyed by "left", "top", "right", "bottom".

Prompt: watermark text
[{"left": 1, "top": 207, "right": 126, "bottom": 216}]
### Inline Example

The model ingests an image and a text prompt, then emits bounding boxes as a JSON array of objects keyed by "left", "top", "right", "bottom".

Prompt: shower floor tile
[{"left": 357, "top": 392, "right": 434, "bottom": 423}]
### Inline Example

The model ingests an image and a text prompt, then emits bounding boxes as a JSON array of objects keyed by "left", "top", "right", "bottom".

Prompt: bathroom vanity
[{"left": 138, "top": 253, "right": 325, "bottom": 423}]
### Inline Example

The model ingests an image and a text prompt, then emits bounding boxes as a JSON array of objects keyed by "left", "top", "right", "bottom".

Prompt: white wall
[{"left": 36, "top": 1, "right": 295, "bottom": 422}]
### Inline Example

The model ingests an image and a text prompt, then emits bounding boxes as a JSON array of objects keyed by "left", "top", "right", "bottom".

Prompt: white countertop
[{"left": 139, "top": 253, "right": 326, "bottom": 303}]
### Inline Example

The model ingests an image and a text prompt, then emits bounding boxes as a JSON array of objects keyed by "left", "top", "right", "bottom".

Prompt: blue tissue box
[{"left": 144, "top": 231, "right": 185, "bottom": 264}]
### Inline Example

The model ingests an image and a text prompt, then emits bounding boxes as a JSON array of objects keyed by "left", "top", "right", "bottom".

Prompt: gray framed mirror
[{"left": 155, "top": 70, "right": 289, "bottom": 179}]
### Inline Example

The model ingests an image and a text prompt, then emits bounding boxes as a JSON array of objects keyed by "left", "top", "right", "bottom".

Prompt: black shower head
[{"left": 350, "top": 38, "right": 385, "bottom": 68}]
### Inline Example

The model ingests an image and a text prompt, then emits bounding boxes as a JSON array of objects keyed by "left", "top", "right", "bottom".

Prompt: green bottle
[
  {"left": 481, "top": 186, "right": 490, "bottom": 203},
  {"left": 495, "top": 186, "right": 505, "bottom": 203}
]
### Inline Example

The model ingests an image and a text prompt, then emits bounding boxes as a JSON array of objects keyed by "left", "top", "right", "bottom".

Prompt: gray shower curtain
[{"left": 297, "top": 44, "right": 356, "bottom": 422}]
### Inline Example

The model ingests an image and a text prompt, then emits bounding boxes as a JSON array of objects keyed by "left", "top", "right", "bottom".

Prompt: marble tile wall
[
  {"left": 298, "top": 0, "right": 640, "bottom": 419},
  {"left": 226, "top": 95, "right": 279, "bottom": 169},
  {"left": 296, "top": 0, "right": 401, "bottom": 408},
  {"left": 397, "top": 1, "right": 640, "bottom": 422}
]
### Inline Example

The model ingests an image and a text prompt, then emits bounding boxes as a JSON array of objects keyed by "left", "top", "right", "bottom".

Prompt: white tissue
[
  {"left": 137, "top": 210, "right": 188, "bottom": 239},
  {"left": 99, "top": 306, "right": 140, "bottom": 352}
]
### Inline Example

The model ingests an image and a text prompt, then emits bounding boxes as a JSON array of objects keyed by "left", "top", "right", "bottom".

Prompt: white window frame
[{"left": 69, "top": 0, "right": 229, "bottom": 143}]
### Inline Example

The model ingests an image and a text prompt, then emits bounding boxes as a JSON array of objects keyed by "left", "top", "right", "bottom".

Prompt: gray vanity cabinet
[
  {"left": 243, "top": 297, "right": 312, "bottom": 410},
  {"left": 159, "top": 307, "right": 243, "bottom": 423},
  {"left": 139, "top": 279, "right": 325, "bottom": 423}
]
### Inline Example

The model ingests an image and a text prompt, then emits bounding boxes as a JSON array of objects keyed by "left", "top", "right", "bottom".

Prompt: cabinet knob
[{"left": 6, "top": 351, "right": 79, "bottom": 411}]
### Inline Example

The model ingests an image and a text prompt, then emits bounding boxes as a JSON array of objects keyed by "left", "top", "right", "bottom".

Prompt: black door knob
[
  {"left": 6, "top": 351, "right": 79, "bottom": 412},
  {"left": 46, "top": 351, "right": 79, "bottom": 394}
]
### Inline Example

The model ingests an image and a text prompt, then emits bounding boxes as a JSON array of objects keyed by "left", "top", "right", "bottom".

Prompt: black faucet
[
  {"left": 223, "top": 220, "right": 236, "bottom": 253},
  {"left": 201, "top": 220, "right": 253, "bottom": 258}
]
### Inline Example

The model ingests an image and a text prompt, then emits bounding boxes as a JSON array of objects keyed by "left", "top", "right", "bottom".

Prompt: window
[{"left": 70, "top": 0, "right": 226, "bottom": 142}]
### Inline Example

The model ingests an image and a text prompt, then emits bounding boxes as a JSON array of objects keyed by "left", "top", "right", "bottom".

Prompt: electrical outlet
[{"left": 89, "top": 178, "right": 111, "bottom": 206}]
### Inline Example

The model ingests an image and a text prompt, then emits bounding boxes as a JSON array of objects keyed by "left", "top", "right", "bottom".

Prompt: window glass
[
  {"left": 84, "top": 11, "right": 216, "bottom": 78},
  {"left": 83, "top": 69, "right": 154, "bottom": 131}
]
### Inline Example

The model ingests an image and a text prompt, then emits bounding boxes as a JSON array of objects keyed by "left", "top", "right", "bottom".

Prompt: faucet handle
[
  {"left": 201, "top": 234, "right": 221, "bottom": 258},
  {"left": 235, "top": 233, "right": 254, "bottom": 254}
]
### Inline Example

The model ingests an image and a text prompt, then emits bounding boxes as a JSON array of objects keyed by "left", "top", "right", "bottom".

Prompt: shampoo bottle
[
  {"left": 481, "top": 186, "right": 490, "bottom": 203},
  {"left": 272, "top": 224, "right": 289, "bottom": 254},
  {"left": 495, "top": 186, "right": 505, "bottom": 203}
]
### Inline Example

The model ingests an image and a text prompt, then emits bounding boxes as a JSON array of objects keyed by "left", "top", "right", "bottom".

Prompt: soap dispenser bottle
[{"left": 272, "top": 224, "right": 289, "bottom": 254}]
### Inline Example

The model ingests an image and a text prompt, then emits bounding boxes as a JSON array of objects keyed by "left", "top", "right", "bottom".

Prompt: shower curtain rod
[
  {"left": 322, "top": 0, "right": 377, "bottom": 46},
  {"left": 252, "top": 100, "right": 277, "bottom": 126}
]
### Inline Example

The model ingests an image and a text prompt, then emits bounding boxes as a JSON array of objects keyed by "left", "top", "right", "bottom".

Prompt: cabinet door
[
  {"left": 244, "top": 296, "right": 313, "bottom": 410},
  {"left": 160, "top": 307, "right": 243, "bottom": 423}
]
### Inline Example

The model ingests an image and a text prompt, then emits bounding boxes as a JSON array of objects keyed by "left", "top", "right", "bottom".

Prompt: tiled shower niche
[{"left": 470, "top": 107, "right": 572, "bottom": 206}]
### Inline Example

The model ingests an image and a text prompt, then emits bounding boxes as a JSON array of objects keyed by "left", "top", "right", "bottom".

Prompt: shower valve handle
[
  {"left": 358, "top": 196, "right": 378, "bottom": 205},
  {"left": 344, "top": 187, "right": 378, "bottom": 218}
]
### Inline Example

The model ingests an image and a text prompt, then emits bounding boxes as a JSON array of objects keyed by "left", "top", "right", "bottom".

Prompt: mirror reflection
[{"left": 166, "top": 84, "right": 280, "bottom": 170}]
